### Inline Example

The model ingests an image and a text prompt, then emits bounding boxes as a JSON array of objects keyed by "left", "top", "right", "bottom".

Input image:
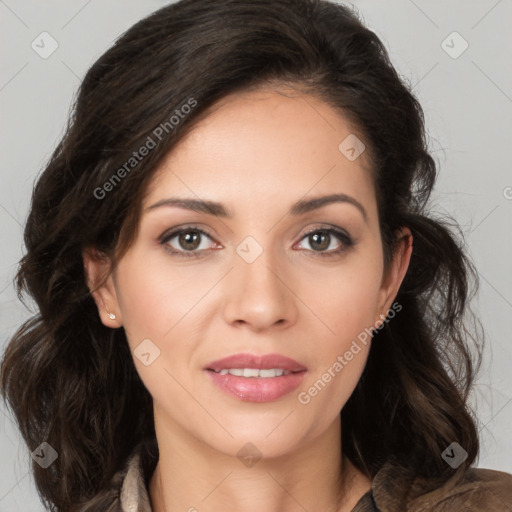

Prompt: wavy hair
[{"left": 1, "top": 0, "right": 483, "bottom": 510}]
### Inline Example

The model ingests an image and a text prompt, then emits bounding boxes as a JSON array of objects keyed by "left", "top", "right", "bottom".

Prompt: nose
[{"left": 222, "top": 247, "right": 298, "bottom": 332}]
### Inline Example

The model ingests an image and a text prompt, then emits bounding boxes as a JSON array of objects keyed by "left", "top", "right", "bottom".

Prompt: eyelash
[{"left": 159, "top": 225, "right": 354, "bottom": 259}]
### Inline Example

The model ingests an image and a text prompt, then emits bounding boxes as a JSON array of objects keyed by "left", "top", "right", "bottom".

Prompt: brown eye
[
  {"left": 177, "top": 231, "right": 202, "bottom": 251},
  {"left": 160, "top": 227, "right": 218, "bottom": 258},
  {"left": 308, "top": 231, "right": 331, "bottom": 251},
  {"left": 296, "top": 227, "right": 354, "bottom": 257}
]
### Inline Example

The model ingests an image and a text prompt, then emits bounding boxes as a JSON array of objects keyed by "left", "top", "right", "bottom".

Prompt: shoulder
[
  {"left": 370, "top": 461, "right": 512, "bottom": 512},
  {"left": 415, "top": 466, "right": 512, "bottom": 511}
]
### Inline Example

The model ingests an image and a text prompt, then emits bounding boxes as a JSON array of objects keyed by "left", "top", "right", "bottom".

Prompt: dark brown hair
[{"left": 1, "top": 0, "right": 483, "bottom": 510}]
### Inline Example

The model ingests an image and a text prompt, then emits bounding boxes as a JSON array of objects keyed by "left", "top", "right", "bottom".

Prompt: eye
[
  {"left": 160, "top": 226, "right": 219, "bottom": 258},
  {"left": 295, "top": 227, "right": 354, "bottom": 257},
  {"left": 159, "top": 225, "right": 354, "bottom": 259}
]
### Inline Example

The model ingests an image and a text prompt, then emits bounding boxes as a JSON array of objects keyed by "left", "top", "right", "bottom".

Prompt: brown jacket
[{"left": 114, "top": 439, "right": 512, "bottom": 511}]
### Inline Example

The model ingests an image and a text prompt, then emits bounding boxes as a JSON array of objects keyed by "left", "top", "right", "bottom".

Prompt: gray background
[{"left": 1, "top": 0, "right": 511, "bottom": 510}]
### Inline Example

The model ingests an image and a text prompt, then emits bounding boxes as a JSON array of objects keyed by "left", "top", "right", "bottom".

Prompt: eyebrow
[{"left": 145, "top": 193, "right": 368, "bottom": 222}]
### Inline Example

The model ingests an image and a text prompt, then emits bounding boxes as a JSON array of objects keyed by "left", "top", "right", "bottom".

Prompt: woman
[{"left": 1, "top": 0, "right": 511, "bottom": 510}]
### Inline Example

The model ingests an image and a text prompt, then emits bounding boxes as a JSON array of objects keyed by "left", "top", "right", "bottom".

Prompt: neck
[{"left": 149, "top": 413, "right": 370, "bottom": 512}]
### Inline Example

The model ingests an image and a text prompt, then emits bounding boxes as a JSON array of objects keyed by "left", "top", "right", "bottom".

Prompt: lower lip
[{"left": 205, "top": 370, "right": 307, "bottom": 402}]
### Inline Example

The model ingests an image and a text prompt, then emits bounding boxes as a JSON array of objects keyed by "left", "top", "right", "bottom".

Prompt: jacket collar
[
  {"left": 117, "top": 438, "right": 512, "bottom": 512},
  {"left": 120, "top": 438, "right": 158, "bottom": 512}
]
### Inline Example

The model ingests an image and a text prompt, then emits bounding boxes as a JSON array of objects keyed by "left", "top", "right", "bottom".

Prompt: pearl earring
[{"left": 108, "top": 312, "right": 116, "bottom": 320}]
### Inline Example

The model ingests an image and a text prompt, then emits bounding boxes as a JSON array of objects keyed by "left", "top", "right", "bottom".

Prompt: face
[{"left": 85, "top": 86, "right": 412, "bottom": 459}]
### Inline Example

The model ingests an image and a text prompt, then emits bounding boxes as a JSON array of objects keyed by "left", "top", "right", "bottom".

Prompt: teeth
[{"left": 216, "top": 368, "right": 291, "bottom": 378}]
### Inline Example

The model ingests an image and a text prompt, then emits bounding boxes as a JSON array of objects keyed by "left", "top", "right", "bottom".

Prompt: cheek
[
  {"left": 114, "top": 251, "right": 210, "bottom": 342},
  {"left": 297, "top": 274, "right": 376, "bottom": 422},
  {"left": 304, "top": 253, "right": 383, "bottom": 347},
  {"left": 116, "top": 267, "right": 165, "bottom": 341},
  {"left": 295, "top": 249, "right": 382, "bottom": 410},
  {"left": 113, "top": 256, "right": 199, "bottom": 402}
]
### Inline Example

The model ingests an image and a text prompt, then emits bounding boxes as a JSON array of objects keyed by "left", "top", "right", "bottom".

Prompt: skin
[{"left": 84, "top": 85, "right": 413, "bottom": 512}]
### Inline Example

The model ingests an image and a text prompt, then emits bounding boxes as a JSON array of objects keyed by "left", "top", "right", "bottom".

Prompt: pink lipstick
[{"left": 204, "top": 353, "right": 307, "bottom": 402}]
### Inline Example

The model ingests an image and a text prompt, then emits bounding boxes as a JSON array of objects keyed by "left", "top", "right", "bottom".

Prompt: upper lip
[{"left": 205, "top": 353, "right": 307, "bottom": 372}]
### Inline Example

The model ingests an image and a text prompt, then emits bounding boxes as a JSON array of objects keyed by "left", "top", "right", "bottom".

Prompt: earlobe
[
  {"left": 377, "top": 227, "right": 413, "bottom": 320},
  {"left": 82, "top": 247, "right": 123, "bottom": 328}
]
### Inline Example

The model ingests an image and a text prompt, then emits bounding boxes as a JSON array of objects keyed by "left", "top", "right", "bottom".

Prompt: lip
[
  {"left": 205, "top": 353, "right": 307, "bottom": 372},
  {"left": 204, "top": 353, "right": 308, "bottom": 403}
]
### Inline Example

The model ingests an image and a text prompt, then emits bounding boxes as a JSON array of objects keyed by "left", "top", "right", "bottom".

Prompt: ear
[
  {"left": 375, "top": 227, "right": 413, "bottom": 324},
  {"left": 83, "top": 247, "right": 123, "bottom": 328}
]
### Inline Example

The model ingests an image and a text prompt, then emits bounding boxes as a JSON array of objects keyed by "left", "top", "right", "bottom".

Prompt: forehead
[{"left": 144, "top": 86, "right": 376, "bottom": 219}]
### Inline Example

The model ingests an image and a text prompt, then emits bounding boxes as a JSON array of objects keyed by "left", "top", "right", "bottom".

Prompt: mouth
[
  {"left": 204, "top": 353, "right": 307, "bottom": 402},
  {"left": 207, "top": 368, "right": 296, "bottom": 377},
  {"left": 205, "top": 352, "right": 307, "bottom": 373}
]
